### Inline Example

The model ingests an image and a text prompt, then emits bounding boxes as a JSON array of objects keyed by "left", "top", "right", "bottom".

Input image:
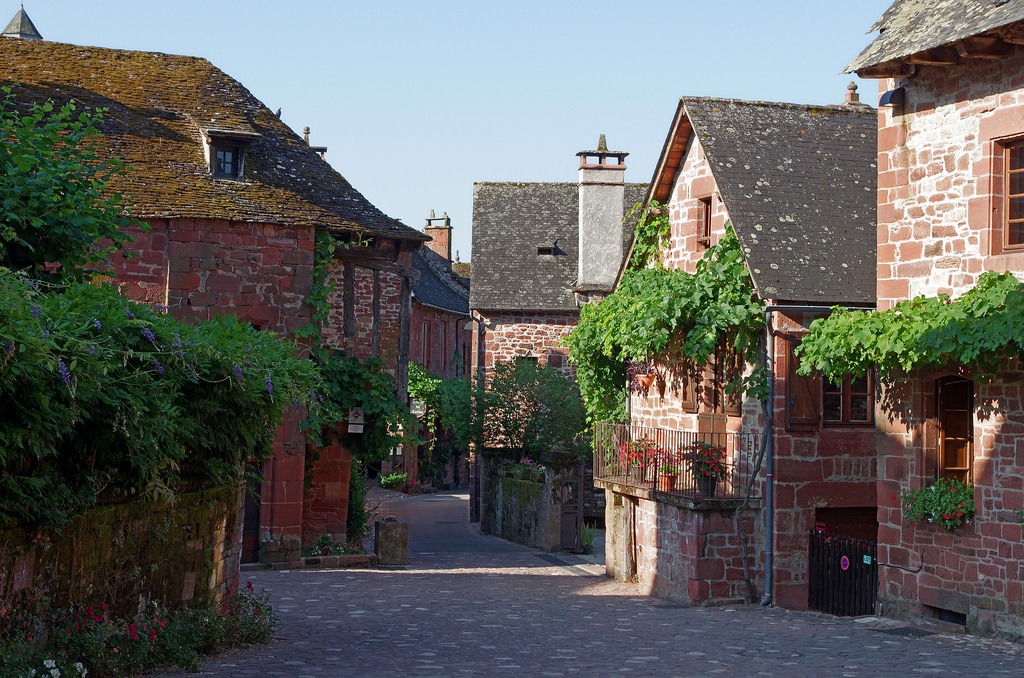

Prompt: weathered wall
[
  {"left": 603, "top": 487, "right": 759, "bottom": 604},
  {"left": 875, "top": 49, "right": 1024, "bottom": 311},
  {"left": 322, "top": 260, "right": 407, "bottom": 369},
  {"left": 479, "top": 310, "right": 577, "bottom": 376},
  {"left": 0, "top": 484, "right": 243, "bottom": 625},
  {"left": 303, "top": 433, "right": 353, "bottom": 547},
  {"left": 485, "top": 470, "right": 560, "bottom": 551},
  {"left": 410, "top": 302, "right": 471, "bottom": 378},
  {"left": 875, "top": 363, "right": 1024, "bottom": 640}
]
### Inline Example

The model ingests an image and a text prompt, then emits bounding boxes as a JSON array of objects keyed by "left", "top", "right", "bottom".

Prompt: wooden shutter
[{"left": 787, "top": 336, "right": 820, "bottom": 431}]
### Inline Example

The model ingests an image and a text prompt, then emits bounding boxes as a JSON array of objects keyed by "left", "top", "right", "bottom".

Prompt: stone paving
[{"left": 157, "top": 492, "right": 1024, "bottom": 677}]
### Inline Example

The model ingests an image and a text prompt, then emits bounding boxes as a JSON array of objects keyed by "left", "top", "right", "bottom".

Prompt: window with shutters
[
  {"left": 786, "top": 336, "right": 821, "bottom": 431},
  {"left": 935, "top": 376, "right": 973, "bottom": 484}
]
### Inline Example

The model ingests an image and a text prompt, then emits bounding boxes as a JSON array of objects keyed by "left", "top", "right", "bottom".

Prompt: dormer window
[
  {"left": 214, "top": 144, "right": 240, "bottom": 178},
  {"left": 202, "top": 128, "right": 261, "bottom": 181}
]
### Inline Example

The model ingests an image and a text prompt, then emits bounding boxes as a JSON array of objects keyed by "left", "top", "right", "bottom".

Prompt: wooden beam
[
  {"left": 955, "top": 36, "right": 1013, "bottom": 59},
  {"left": 371, "top": 269, "right": 381, "bottom": 359},
  {"left": 906, "top": 46, "right": 960, "bottom": 65},
  {"left": 396, "top": 274, "right": 413, "bottom": 404},
  {"left": 991, "top": 23, "right": 1024, "bottom": 45},
  {"left": 343, "top": 262, "right": 356, "bottom": 339},
  {"left": 856, "top": 60, "right": 915, "bottom": 79}
]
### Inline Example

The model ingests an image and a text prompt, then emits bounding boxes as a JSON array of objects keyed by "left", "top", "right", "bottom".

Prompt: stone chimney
[
  {"left": 576, "top": 134, "right": 627, "bottom": 292},
  {"left": 844, "top": 82, "right": 869, "bottom": 108},
  {"left": 425, "top": 209, "right": 452, "bottom": 261},
  {"left": 303, "top": 126, "right": 328, "bottom": 160}
]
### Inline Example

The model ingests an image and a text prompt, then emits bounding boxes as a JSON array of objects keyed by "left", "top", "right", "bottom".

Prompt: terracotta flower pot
[{"left": 637, "top": 373, "right": 656, "bottom": 388}]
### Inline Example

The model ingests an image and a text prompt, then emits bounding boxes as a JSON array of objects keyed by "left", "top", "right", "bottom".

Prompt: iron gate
[{"left": 808, "top": 530, "right": 878, "bottom": 616}]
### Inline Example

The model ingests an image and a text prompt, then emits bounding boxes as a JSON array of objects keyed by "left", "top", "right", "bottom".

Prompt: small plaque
[{"left": 348, "top": 407, "right": 364, "bottom": 434}]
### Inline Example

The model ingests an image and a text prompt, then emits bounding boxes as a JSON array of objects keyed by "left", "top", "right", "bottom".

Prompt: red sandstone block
[
  {"left": 169, "top": 272, "right": 201, "bottom": 290},
  {"left": 206, "top": 273, "right": 241, "bottom": 294}
]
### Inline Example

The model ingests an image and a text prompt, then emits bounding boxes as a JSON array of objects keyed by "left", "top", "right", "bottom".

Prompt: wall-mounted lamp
[{"left": 879, "top": 87, "right": 905, "bottom": 108}]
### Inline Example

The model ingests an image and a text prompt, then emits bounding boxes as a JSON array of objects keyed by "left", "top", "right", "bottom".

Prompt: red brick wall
[
  {"left": 321, "top": 259, "right": 408, "bottom": 368},
  {"left": 410, "top": 302, "right": 471, "bottom": 378},
  {"left": 873, "top": 48, "right": 1024, "bottom": 640},
  {"left": 479, "top": 310, "right": 577, "bottom": 376},
  {"left": 303, "top": 433, "right": 353, "bottom": 547},
  {"left": 875, "top": 48, "right": 1024, "bottom": 312}
]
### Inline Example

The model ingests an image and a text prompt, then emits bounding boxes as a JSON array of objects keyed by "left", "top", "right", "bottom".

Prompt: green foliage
[
  {"left": 899, "top": 478, "right": 975, "bottom": 531},
  {"left": 346, "top": 459, "right": 370, "bottom": 543},
  {"left": 0, "top": 86, "right": 142, "bottom": 280},
  {"left": 565, "top": 224, "right": 766, "bottom": 423},
  {"left": 408, "top": 363, "right": 474, "bottom": 453},
  {"left": 301, "top": 350, "right": 418, "bottom": 462},
  {"left": 481, "top": 359, "right": 588, "bottom": 459},
  {"left": 0, "top": 585, "right": 277, "bottom": 676},
  {"left": 626, "top": 200, "right": 670, "bottom": 271},
  {"left": 0, "top": 270, "right": 318, "bottom": 528},
  {"left": 797, "top": 271, "right": 1024, "bottom": 382},
  {"left": 379, "top": 471, "right": 407, "bottom": 489},
  {"left": 581, "top": 522, "right": 596, "bottom": 549}
]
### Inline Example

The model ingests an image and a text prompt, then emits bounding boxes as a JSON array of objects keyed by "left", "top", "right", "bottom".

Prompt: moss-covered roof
[{"left": 0, "top": 38, "right": 426, "bottom": 242}]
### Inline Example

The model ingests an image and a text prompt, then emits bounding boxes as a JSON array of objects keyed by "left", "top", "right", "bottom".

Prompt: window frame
[
  {"left": 697, "top": 196, "right": 712, "bottom": 247},
  {"left": 1004, "top": 139, "right": 1024, "bottom": 250},
  {"left": 213, "top": 143, "right": 242, "bottom": 179},
  {"left": 821, "top": 372, "right": 874, "bottom": 426}
]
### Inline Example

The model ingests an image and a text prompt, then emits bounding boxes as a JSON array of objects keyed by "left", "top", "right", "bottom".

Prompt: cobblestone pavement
[{"left": 159, "top": 492, "right": 1024, "bottom": 677}]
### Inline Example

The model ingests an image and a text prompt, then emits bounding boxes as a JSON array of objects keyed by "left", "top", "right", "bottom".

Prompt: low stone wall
[
  {"left": 0, "top": 483, "right": 243, "bottom": 623},
  {"left": 600, "top": 480, "right": 761, "bottom": 605},
  {"left": 485, "top": 470, "right": 560, "bottom": 551}
]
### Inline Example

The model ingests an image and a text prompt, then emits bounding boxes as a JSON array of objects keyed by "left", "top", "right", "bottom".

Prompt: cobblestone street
[{"left": 159, "top": 492, "right": 1023, "bottom": 677}]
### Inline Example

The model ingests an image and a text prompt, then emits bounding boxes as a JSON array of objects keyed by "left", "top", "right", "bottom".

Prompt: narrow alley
[{"left": 158, "top": 491, "right": 1023, "bottom": 678}]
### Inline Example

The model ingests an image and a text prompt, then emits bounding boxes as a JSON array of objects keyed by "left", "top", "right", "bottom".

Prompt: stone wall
[
  {"left": 410, "top": 302, "right": 472, "bottom": 379},
  {"left": 875, "top": 49, "right": 1024, "bottom": 311},
  {"left": 874, "top": 363, "right": 1024, "bottom": 640},
  {"left": 602, "top": 484, "right": 759, "bottom": 604},
  {"left": 0, "top": 483, "right": 243, "bottom": 624},
  {"left": 302, "top": 432, "right": 353, "bottom": 547},
  {"left": 480, "top": 310, "right": 577, "bottom": 376}
]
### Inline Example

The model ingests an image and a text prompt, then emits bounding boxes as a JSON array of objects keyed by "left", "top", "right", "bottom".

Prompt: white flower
[
  {"left": 43, "top": 662, "right": 56, "bottom": 670},
  {"left": 74, "top": 663, "right": 86, "bottom": 677},
  {"left": 49, "top": 669, "right": 60, "bottom": 678}
]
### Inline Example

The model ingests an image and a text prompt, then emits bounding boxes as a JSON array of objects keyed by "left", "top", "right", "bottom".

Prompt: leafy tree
[
  {"left": 0, "top": 85, "right": 141, "bottom": 279},
  {"left": 480, "top": 358, "right": 588, "bottom": 459}
]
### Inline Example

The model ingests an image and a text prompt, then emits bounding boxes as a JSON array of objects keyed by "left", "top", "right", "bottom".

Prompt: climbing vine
[
  {"left": 565, "top": 224, "right": 766, "bottom": 423},
  {"left": 796, "top": 271, "right": 1024, "bottom": 382},
  {"left": 625, "top": 200, "right": 670, "bottom": 271}
]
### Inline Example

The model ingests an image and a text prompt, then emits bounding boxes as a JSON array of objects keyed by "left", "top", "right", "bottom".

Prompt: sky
[{"left": 15, "top": 1, "right": 893, "bottom": 263}]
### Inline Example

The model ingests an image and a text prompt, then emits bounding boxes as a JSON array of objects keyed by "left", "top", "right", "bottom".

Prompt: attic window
[
  {"left": 203, "top": 129, "right": 261, "bottom": 181},
  {"left": 537, "top": 245, "right": 555, "bottom": 256},
  {"left": 214, "top": 144, "right": 241, "bottom": 178}
]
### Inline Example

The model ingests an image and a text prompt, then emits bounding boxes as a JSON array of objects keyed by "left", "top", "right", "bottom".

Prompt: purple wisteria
[{"left": 57, "top": 358, "right": 71, "bottom": 385}]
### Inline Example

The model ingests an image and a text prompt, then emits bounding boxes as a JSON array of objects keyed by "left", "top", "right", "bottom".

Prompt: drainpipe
[
  {"left": 761, "top": 307, "right": 774, "bottom": 607},
  {"left": 758, "top": 302, "right": 872, "bottom": 607}
]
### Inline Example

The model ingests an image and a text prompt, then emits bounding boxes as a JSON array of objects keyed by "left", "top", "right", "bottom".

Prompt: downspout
[
  {"left": 758, "top": 302, "right": 869, "bottom": 607},
  {"left": 760, "top": 307, "right": 775, "bottom": 606}
]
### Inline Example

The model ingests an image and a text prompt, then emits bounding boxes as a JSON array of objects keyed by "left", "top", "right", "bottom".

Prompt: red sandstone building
[
  {"left": 0, "top": 23, "right": 427, "bottom": 564},
  {"left": 847, "top": 0, "right": 1024, "bottom": 639},
  {"left": 600, "top": 94, "right": 877, "bottom": 607}
]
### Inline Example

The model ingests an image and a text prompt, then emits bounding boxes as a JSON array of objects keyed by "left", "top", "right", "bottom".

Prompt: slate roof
[
  {"left": 470, "top": 182, "right": 647, "bottom": 311},
  {"left": 2, "top": 7, "right": 41, "bottom": 39},
  {"left": 412, "top": 247, "right": 469, "bottom": 315},
  {"left": 0, "top": 38, "right": 426, "bottom": 242},
  {"left": 845, "top": 0, "right": 1024, "bottom": 73},
  {"left": 652, "top": 97, "right": 877, "bottom": 306}
]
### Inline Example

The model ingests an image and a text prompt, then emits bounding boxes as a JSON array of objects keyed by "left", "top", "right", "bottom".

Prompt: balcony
[{"left": 592, "top": 422, "right": 760, "bottom": 501}]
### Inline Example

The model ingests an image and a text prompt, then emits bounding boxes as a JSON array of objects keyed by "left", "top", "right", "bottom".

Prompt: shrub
[
  {"left": 0, "top": 270, "right": 320, "bottom": 527},
  {"left": 900, "top": 478, "right": 975, "bottom": 531},
  {"left": 346, "top": 459, "right": 370, "bottom": 543},
  {"left": 0, "top": 583, "right": 277, "bottom": 676},
  {"left": 379, "top": 471, "right": 407, "bottom": 490}
]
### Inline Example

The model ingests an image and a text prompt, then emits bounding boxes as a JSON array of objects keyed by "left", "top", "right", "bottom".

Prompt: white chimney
[{"left": 577, "top": 134, "right": 627, "bottom": 292}]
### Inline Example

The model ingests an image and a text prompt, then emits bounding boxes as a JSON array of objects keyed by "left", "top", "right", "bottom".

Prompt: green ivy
[
  {"left": 626, "top": 200, "right": 670, "bottom": 271},
  {"left": 797, "top": 271, "right": 1024, "bottom": 382},
  {"left": 565, "top": 224, "right": 766, "bottom": 423}
]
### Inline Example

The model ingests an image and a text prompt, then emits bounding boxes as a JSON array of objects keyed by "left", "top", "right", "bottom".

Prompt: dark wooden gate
[
  {"left": 808, "top": 530, "right": 878, "bottom": 616},
  {"left": 560, "top": 462, "right": 584, "bottom": 552}
]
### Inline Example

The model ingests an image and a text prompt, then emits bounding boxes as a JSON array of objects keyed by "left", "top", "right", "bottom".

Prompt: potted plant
[
  {"left": 581, "top": 522, "right": 596, "bottom": 554},
  {"left": 899, "top": 477, "right": 974, "bottom": 530},
  {"left": 626, "top": 359, "right": 658, "bottom": 392},
  {"left": 688, "top": 440, "right": 726, "bottom": 497},
  {"left": 656, "top": 452, "right": 677, "bottom": 492},
  {"left": 618, "top": 437, "right": 658, "bottom": 483}
]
